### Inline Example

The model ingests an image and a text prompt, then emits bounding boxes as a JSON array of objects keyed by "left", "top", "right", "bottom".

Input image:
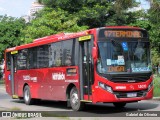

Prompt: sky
[
  {"left": 0, "top": 0, "right": 150, "bottom": 18},
  {"left": 137, "top": 0, "right": 150, "bottom": 10},
  {"left": 0, "top": 0, "right": 36, "bottom": 18}
]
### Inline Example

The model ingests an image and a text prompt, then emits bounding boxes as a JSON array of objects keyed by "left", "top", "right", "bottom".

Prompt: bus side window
[
  {"left": 28, "top": 47, "right": 37, "bottom": 69},
  {"left": 17, "top": 49, "right": 28, "bottom": 70},
  {"left": 49, "top": 42, "right": 62, "bottom": 67},
  {"left": 37, "top": 45, "right": 49, "bottom": 68},
  {"left": 62, "top": 40, "right": 73, "bottom": 66},
  {"left": 49, "top": 44, "right": 54, "bottom": 67},
  {"left": 6, "top": 53, "right": 11, "bottom": 71}
]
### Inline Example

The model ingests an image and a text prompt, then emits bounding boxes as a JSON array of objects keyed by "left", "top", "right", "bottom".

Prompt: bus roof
[
  {"left": 105, "top": 26, "right": 141, "bottom": 29},
  {"left": 5, "top": 26, "right": 144, "bottom": 52},
  {"left": 5, "top": 30, "right": 92, "bottom": 52}
]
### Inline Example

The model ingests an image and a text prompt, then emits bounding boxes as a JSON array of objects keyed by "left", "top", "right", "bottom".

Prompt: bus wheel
[
  {"left": 23, "top": 85, "right": 34, "bottom": 105},
  {"left": 70, "top": 87, "right": 84, "bottom": 111},
  {"left": 113, "top": 102, "right": 126, "bottom": 108}
]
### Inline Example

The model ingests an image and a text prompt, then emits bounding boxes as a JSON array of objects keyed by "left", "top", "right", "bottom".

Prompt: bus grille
[
  {"left": 114, "top": 90, "right": 147, "bottom": 98},
  {"left": 109, "top": 74, "right": 151, "bottom": 83}
]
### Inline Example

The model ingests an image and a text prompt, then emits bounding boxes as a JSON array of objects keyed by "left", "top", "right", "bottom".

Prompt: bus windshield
[{"left": 97, "top": 40, "right": 151, "bottom": 74}]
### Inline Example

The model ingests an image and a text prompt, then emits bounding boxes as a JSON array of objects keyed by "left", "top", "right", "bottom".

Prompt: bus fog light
[{"left": 98, "top": 82, "right": 113, "bottom": 93}]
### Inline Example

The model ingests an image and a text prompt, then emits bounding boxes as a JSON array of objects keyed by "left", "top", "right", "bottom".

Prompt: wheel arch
[{"left": 66, "top": 83, "right": 76, "bottom": 100}]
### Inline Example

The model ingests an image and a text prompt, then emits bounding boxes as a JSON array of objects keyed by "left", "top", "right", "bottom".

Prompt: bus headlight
[
  {"left": 148, "top": 81, "right": 153, "bottom": 91},
  {"left": 98, "top": 82, "right": 113, "bottom": 93}
]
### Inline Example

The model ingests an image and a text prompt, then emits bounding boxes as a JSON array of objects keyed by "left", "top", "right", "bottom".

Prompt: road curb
[
  {"left": 152, "top": 97, "right": 160, "bottom": 100},
  {"left": 0, "top": 84, "right": 5, "bottom": 91}
]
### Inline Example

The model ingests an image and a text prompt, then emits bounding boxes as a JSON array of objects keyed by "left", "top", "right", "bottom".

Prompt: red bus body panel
[
  {"left": 5, "top": 66, "right": 79, "bottom": 101},
  {"left": 92, "top": 73, "right": 153, "bottom": 103}
]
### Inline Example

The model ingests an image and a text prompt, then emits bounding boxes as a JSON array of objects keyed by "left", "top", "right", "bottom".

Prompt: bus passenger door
[
  {"left": 79, "top": 37, "right": 93, "bottom": 101},
  {"left": 10, "top": 52, "right": 18, "bottom": 98}
]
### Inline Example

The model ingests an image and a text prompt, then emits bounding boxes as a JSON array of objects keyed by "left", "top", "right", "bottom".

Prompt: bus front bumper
[{"left": 92, "top": 87, "right": 153, "bottom": 103}]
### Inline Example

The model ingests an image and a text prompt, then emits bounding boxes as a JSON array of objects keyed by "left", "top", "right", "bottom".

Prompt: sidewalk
[
  {"left": 0, "top": 84, "right": 5, "bottom": 91},
  {"left": 152, "top": 97, "right": 160, "bottom": 100}
]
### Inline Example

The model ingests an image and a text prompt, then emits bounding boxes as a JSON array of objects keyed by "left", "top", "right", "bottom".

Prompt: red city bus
[{"left": 4, "top": 26, "right": 153, "bottom": 111}]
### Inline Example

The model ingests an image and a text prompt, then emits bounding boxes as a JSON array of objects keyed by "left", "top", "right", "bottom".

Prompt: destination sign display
[{"left": 104, "top": 30, "right": 142, "bottom": 38}]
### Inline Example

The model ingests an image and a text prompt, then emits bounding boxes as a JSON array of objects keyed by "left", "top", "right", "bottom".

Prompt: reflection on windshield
[{"left": 97, "top": 40, "right": 151, "bottom": 73}]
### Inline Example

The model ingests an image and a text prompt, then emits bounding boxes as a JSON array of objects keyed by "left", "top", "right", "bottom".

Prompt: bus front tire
[
  {"left": 23, "top": 85, "right": 34, "bottom": 105},
  {"left": 113, "top": 102, "right": 126, "bottom": 108},
  {"left": 70, "top": 87, "right": 84, "bottom": 111}
]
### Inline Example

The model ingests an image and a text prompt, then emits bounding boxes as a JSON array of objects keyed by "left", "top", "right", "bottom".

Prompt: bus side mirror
[{"left": 92, "top": 47, "right": 97, "bottom": 59}]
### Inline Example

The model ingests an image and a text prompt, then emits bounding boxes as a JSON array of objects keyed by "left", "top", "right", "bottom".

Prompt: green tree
[
  {"left": 77, "top": 2, "right": 111, "bottom": 28},
  {"left": 40, "top": 0, "right": 138, "bottom": 28},
  {"left": 23, "top": 8, "right": 88, "bottom": 43},
  {"left": 38, "top": 0, "right": 86, "bottom": 13},
  {"left": 113, "top": 0, "right": 137, "bottom": 14},
  {"left": 0, "top": 16, "right": 26, "bottom": 61},
  {"left": 148, "top": 0, "right": 160, "bottom": 66}
]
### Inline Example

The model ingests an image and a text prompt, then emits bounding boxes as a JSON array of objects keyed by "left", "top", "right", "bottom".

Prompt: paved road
[{"left": 0, "top": 85, "right": 160, "bottom": 120}]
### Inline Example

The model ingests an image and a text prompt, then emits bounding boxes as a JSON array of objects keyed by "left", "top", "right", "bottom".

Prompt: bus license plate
[{"left": 127, "top": 93, "right": 137, "bottom": 98}]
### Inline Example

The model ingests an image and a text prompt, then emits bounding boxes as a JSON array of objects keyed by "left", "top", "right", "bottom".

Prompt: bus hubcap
[
  {"left": 25, "top": 90, "right": 29, "bottom": 101},
  {"left": 71, "top": 92, "right": 78, "bottom": 105}
]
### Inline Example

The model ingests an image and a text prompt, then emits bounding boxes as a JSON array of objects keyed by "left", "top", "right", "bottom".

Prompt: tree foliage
[
  {"left": 23, "top": 8, "right": 88, "bottom": 43},
  {"left": 148, "top": 0, "right": 160, "bottom": 45},
  {"left": 148, "top": 0, "right": 160, "bottom": 65},
  {"left": 0, "top": 16, "right": 26, "bottom": 61},
  {"left": 37, "top": 0, "right": 138, "bottom": 28}
]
